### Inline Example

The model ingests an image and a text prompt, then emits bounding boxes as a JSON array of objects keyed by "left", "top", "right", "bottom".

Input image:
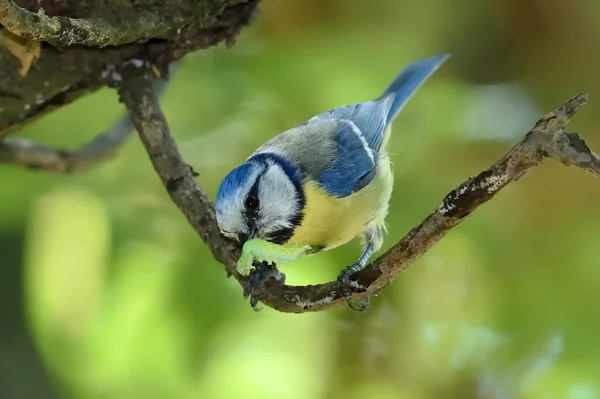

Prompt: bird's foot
[
  {"left": 336, "top": 264, "right": 370, "bottom": 312},
  {"left": 242, "top": 261, "right": 285, "bottom": 311}
]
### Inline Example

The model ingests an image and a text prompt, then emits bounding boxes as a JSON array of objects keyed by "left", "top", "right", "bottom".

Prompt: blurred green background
[{"left": 2, "top": 0, "right": 600, "bottom": 398}]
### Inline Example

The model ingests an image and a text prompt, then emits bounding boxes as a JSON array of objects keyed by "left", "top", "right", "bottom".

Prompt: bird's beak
[
  {"left": 238, "top": 229, "right": 258, "bottom": 246},
  {"left": 238, "top": 232, "right": 249, "bottom": 246}
]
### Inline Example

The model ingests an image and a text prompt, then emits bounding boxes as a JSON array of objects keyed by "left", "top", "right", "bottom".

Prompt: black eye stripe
[{"left": 243, "top": 179, "right": 261, "bottom": 220}]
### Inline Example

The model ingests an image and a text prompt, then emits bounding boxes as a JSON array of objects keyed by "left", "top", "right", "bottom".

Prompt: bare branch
[
  {"left": 120, "top": 77, "right": 596, "bottom": 313},
  {"left": 0, "top": 0, "right": 185, "bottom": 47},
  {"left": 0, "top": 116, "right": 133, "bottom": 172}
]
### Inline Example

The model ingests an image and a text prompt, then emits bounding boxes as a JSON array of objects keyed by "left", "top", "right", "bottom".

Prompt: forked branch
[
  {"left": 0, "top": 64, "right": 178, "bottom": 173},
  {"left": 119, "top": 73, "right": 597, "bottom": 313}
]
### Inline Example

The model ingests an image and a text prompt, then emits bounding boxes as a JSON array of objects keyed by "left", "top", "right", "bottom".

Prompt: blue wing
[
  {"left": 310, "top": 54, "right": 450, "bottom": 153},
  {"left": 316, "top": 120, "right": 376, "bottom": 198}
]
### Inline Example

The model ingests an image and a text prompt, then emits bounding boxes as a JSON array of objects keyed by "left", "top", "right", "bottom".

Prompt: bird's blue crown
[
  {"left": 216, "top": 152, "right": 306, "bottom": 214},
  {"left": 216, "top": 162, "right": 253, "bottom": 211}
]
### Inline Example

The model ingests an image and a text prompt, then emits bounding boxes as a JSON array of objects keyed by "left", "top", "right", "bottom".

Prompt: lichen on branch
[{"left": 0, "top": 0, "right": 186, "bottom": 47}]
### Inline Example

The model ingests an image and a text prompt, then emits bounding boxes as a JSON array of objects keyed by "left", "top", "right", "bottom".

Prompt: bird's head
[{"left": 215, "top": 153, "right": 305, "bottom": 246}]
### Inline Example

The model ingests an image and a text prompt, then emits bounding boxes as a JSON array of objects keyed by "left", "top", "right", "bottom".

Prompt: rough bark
[
  {"left": 118, "top": 71, "right": 598, "bottom": 313},
  {"left": 0, "top": 0, "right": 257, "bottom": 136}
]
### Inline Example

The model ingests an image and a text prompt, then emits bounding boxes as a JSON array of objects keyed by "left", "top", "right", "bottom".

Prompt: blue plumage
[
  {"left": 317, "top": 120, "right": 376, "bottom": 197},
  {"left": 380, "top": 54, "right": 450, "bottom": 124},
  {"left": 310, "top": 53, "right": 450, "bottom": 153},
  {"left": 308, "top": 53, "right": 449, "bottom": 198},
  {"left": 216, "top": 162, "right": 254, "bottom": 213}
]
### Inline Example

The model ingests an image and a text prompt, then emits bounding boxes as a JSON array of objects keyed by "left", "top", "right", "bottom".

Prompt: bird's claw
[
  {"left": 242, "top": 261, "right": 285, "bottom": 311},
  {"left": 249, "top": 295, "right": 263, "bottom": 312},
  {"left": 336, "top": 266, "right": 370, "bottom": 312}
]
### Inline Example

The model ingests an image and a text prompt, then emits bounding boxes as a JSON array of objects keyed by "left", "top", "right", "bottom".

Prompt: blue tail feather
[
  {"left": 381, "top": 53, "right": 450, "bottom": 124},
  {"left": 308, "top": 53, "right": 450, "bottom": 153}
]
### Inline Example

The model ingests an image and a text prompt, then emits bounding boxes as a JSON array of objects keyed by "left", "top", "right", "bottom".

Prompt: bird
[{"left": 215, "top": 53, "right": 450, "bottom": 311}]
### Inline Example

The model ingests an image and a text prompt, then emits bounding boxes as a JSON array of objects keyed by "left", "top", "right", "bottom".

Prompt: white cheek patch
[
  {"left": 217, "top": 201, "right": 245, "bottom": 237},
  {"left": 257, "top": 164, "right": 300, "bottom": 234},
  {"left": 217, "top": 166, "right": 261, "bottom": 237}
]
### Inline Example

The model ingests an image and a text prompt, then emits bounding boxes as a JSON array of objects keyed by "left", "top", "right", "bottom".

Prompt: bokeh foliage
[{"left": 2, "top": 0, "right": 600, "bottom": 398}]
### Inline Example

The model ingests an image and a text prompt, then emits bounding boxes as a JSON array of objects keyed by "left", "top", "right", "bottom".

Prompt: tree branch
[
  {"left": 0, "top": 63, "right": 178, "bottom": 173},
  {"left": 119, "top": 73, "right": 241, "bottom": 276},
  {"left": 0, "top": 0, "right": 185, "bottom": 47},
  {"left": 0, "top": 116, "right": 132, "bottom": 172},
  {"left": 119, "top": 75, "right": 597, "bottom": 313},
  {"left": 0, "top": 0, "right": 258, "bottom": 136}
]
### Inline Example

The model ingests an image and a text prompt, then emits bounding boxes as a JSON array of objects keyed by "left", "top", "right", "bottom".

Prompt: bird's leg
[
  {"left": 337, "top": 226, "right": 385, "bottom": 311},
  {"left": 337, "top": 244, "right": 374, "bottom": 311}
]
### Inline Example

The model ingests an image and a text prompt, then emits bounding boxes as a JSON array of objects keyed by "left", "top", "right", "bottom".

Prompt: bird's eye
[{"left": 244, "top": 195, "right": 259, "bottom": 210}]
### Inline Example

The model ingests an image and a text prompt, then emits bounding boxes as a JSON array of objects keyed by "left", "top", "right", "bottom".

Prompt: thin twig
[
  {"left": 0, "top": 116, "right": 133, "bottom": 172},
  {"left": 0, "top": 0, "right": 185, "bottom": 47},
  {"left": 0, "top": 64, "right": 178, "bottom": 173},
  {"left": 120, "top": 76, "right": 597, "bottom": 313}
]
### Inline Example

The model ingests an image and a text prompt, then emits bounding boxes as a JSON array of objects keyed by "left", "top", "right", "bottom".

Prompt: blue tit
[{"left": 215, "top": 54, "right": 450, "bottom": 310}]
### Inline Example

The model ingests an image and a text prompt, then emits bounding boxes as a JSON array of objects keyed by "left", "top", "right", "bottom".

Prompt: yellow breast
[{"left": 287, "top": 156, "right": 393, "bottom": 250}]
